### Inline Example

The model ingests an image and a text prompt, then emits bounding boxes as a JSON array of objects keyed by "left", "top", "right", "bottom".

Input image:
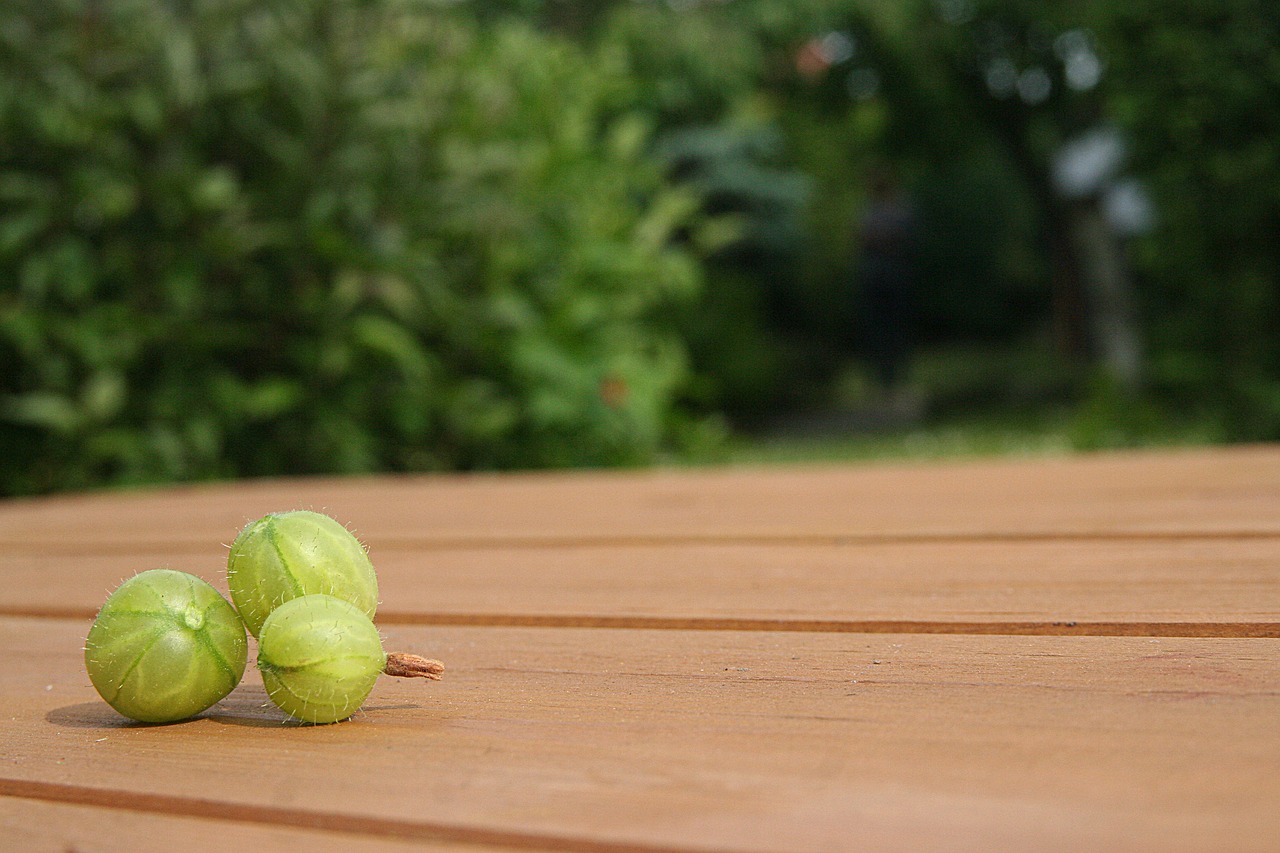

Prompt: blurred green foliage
[
  {"left": 0, "top": 0, "right": 704, "bottom": 494},
  {"left": 1105, "top": 0, "right": 1280, "bottom": 437},
  {"left": 2, "top": 0, "right": 1277, "bottom": 496},
  {"left": 589, "top": 0, "right": 1280, "bottom": 440}
]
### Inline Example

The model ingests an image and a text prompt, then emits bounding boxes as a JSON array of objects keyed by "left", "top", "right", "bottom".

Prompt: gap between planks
[
  {"left": 4, "top": 607, "right": 1276, "bottom": 638},
  {"left": 0, "top": 780, "right": 703, "bottom": 853}
]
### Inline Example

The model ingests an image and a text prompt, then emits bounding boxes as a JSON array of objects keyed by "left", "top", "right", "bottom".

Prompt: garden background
[{"left": 2, "top": 0, "right": 1277, "bottom": 495}]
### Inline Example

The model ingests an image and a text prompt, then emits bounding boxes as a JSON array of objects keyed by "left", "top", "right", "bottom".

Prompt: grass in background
[{"left": 712, "top": 342, "right": 1226, "bottom": 466}]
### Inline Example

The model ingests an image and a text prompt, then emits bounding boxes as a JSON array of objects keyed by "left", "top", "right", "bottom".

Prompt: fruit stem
[{"left": 384, "top": 653, "right": 445, "bottom": 680}]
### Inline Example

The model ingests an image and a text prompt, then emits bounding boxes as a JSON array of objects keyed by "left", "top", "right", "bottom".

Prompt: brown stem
[{"left": 384, "top": 652, "right": 444, "bottom": 680}]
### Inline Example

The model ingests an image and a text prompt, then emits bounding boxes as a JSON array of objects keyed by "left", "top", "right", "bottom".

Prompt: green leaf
[{"left": 3, "top": 393, "right": 83, "bottom": 435}]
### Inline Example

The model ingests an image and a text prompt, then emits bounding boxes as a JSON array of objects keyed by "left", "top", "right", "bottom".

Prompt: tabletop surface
[{"left": 2, "top": 445, "right": 1278, "bottom": 852}]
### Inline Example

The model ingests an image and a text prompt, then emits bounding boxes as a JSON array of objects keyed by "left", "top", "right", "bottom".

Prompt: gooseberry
[
  {"left": 257, "top": 593, "right": 442, "bottom": 725},
  {"left": 227, "top": 510, "right": 379, "bottom": 637},
  {"left": 84, "top": 569, "right": 248, "bottom": 723}
]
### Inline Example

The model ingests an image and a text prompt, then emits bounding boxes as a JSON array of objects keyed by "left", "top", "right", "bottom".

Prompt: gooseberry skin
[
  {"left": 256, "top": 593, "right": 387, "bottom": 725},
  {"left": 84, "top": 569, "right": 248, "bottom": 723},
  {"left": 227, "top": 510, "right": 379, "bottom": 638}
]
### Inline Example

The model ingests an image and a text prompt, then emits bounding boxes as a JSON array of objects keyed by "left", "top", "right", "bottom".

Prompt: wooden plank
[
  {"left": 2, "top": 446, "right": 1279, "bottom": 549},
  {"left": 0, "top": 796, "right": 530, "bottom": 853},
  {"left": 3, "top": 538, "right": 1278, "bottom": 632},
  {"left": 4, "top": 616, "right": 1278, "bottom": 852}
]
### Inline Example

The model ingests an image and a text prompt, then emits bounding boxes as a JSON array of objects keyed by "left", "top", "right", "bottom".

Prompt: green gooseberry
[
  {"left": 84, "top": 569, "right": 248, "bottom": 723},
  {"left": 227, "top": 510, "right": 379, "bottom": 637},
  {"left": 257, "top": 594, "right": 442, "bottom": 725}
]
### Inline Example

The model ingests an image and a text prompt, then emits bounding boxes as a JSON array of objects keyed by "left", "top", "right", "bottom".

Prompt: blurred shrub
[
  {"left": 0, "top": 0, "right": 702, "bottom": 494},
  {"left": 654, "top": 123, "right": 813, "bottom": 420},
  {"left": 1106, "top": 0, "right": 1280, "bottom": 439},
  {"left": 599, "top": 4, "right": 823, "bottom": 422}
]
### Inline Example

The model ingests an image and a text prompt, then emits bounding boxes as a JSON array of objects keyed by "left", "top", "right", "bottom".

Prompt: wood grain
[
  {"left": 4, "top": 447, "right": 1278, "bottom": 850},
  {"left": 4, "top": 616, "right": 1278, "bottom": 853},
  {"left": 0, "top": 796, "right": 529, "bottom": 853},
  {"left": 2, "top": 446, "right": 1279, "bottom": 550},
  {"left": 3, "top": 537, "right": 1278, "bottom": 633}
]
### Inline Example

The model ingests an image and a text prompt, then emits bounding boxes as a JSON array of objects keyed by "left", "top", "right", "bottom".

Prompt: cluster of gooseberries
[{"left": 84, "top": 510, "right": 443, "bottom": 725}]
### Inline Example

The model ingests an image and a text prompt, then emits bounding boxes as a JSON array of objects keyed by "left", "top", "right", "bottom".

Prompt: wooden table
[{"left": 2, "top": 445, "right": 1278, "bottom": 851}]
